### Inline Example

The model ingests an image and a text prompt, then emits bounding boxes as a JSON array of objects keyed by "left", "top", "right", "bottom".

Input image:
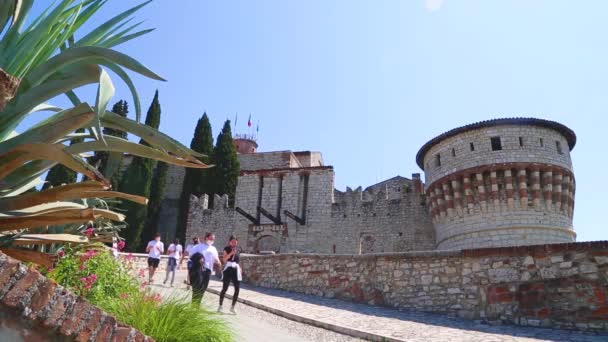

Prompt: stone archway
[{"left": 255, "top": 235, "right": 281, "bottom": 253}]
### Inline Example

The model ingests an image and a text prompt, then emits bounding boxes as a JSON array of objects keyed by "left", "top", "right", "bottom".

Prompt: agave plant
[{"left": 0, "top": 0, "right": 211, "bottom": 266}]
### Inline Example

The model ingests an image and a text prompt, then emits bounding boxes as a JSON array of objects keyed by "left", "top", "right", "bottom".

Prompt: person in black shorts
[
  {"left": 218, "top": 235, "right": 242, "bottom": 314},
  {"left": 145, "top": 233, "right": 164, "bottom": 283}
]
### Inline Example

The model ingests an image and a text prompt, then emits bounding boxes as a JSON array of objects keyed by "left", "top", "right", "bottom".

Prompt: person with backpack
[
  {"left": 181, "top": 236, "right": 200, "bottom": 290},
  {"left": 163, "top": 238, "right": 182, "bottom": 287},
  {"left": 189, "top": 232, "right": 220, "bottom": 305}
]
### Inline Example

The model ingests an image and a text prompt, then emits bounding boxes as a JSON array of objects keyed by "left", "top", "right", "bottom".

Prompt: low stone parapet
[{"left": 238, "top": 241, "right": 608, "bottom": 332}]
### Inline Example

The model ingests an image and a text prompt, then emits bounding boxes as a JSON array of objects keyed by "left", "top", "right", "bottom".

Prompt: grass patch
[{"left": 98, "top": 291, "right": 233, "bottom": 342}]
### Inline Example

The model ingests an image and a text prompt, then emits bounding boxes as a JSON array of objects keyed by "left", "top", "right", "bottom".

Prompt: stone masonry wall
[
  {"left": 186, "top": 168, "right": 437, "bottom": 254},
  {"left": 240, "top": 241, "right": 608, "bottom": 332},
  {"left": 238, "top": 151, "right": 302, "bottom": 171},
  {"left": 422, "top": 125, "right": 573, "bottom": 184},
  {"left": 0, "top": 252, "right": 153, "bottom": 341},
  {"left": 330, "top": 185, "right": 435, "bottom": 253}
]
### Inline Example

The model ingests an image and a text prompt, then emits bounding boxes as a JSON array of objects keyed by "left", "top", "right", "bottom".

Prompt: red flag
[{"left": 247, "top": 113, "right": 252, "bottom": 127}]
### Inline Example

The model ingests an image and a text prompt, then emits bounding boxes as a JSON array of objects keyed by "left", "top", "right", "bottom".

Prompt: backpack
[{"left": 189, "top": 252, "right": 206, "bottom": 286}]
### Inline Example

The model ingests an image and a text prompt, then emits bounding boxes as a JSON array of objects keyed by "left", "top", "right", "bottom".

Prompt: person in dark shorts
[
  {"left": 218, "top": 235, "right": 242, "bottom": 314},
  {"left": 145, "top": 233, "right": 164, "bottom": 283}
]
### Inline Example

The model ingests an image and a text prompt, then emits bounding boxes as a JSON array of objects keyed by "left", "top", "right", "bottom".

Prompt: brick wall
[
  {"left": 239, "top": 241, "right": 608, "bottom": 332},
  {"left": 0, "top": 252, "right": 153, "bottom": 341}
]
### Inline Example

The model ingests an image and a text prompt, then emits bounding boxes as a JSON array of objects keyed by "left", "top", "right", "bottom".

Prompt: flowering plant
[{"left": 48, "top": 244, "right": 139, "bottom": 300}]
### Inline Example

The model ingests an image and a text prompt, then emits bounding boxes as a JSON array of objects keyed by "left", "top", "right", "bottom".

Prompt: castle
[{"left": 153, "top": 118, "right": 576, "bottom": 254}]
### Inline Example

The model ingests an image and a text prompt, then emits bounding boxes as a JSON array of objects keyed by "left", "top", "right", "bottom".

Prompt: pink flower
[
  {"left": 79, "top": 274, "right": 98, "bottom": 292},
  {"left": 120, "top": 293, "right": 129, "bottom": 299},
  {"left": 84, "top": 227, "right": 94, "bottom": 237},
  {"left": 126, "top": 253, "right": 134, "bottom": 261},
  {"left": 117, "top": 240, "right": 126, "bottom": 251},
  {"left": 138, "top": 269, "right": 146, "bottom": 278},
  {"left": 79, "top": 250, "right": 98, "bottom": 263},
  {"left": 153, "top": 293, "right": 162, "bottom": 303},
  {"left": 79, "top": 264, "right": 86, "bottom": 271},
  {"left": 57, "top": 250, "right": 65, "bottom": 258},
  {"left": 140, "top": 281, "right": 147, "bottom": 289}
]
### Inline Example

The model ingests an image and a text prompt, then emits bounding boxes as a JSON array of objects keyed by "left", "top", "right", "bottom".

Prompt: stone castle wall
[
  {"left": 330, "top": 183, "right": 435, "bottom": 253},
  {"left": 156, "top": 164, "right": 186, "bottom": 240},
  {"left": 239, "top": 241, "right": 608, "bottom": 332},
  {"left": 186, "top": 168, "right": 437, "bottom": 254}
]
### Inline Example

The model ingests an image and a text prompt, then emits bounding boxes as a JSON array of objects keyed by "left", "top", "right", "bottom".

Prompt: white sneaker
[
  {"left": 217, "top": 305, "right": 223, "bottom": 313},
  {"left": 230, "top": 306, "right": 236, "bottom": 314}
]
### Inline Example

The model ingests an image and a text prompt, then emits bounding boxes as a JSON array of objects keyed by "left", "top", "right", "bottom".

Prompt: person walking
[
  {"left": 189, "top": 232, "right": 220, "bottom": 305},
  {"left": 163, "top": 238, "right": 182, "bottom": 287},
  {"left": 145, "top": 233, "right": 164, "bottom": 284},
  {"left": 218, "top": 235, "right": 242, "bottom": 314},
  {"left": 181, "top": 237, "right": 200, "bottom": 290}
]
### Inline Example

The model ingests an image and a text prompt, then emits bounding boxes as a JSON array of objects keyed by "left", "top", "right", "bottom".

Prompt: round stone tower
[
  {"left": 416, "top": 118, "right": 576, "bottom": 250},
  {"left": 234, "top": 134, "right": 258, "bottom": 154}
]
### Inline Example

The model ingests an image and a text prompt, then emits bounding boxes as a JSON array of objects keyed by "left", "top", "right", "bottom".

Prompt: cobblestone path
[{"left": 151, "top": 270, "right": 608, "bottom": 342}]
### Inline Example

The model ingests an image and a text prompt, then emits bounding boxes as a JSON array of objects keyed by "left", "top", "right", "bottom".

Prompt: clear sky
[{"left": 24, "top": 0, "right": 608, "bottom": 242}]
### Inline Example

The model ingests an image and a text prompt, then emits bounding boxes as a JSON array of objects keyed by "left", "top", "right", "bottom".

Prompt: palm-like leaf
[{"left": 0, "top": 0, "right": 213, "bottom": 266}]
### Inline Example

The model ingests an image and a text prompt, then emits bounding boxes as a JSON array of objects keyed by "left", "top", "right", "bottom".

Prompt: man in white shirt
[
  {"left": 145, "top": 233, "right": 164, "bottom": 283},
  {"left": 189, "top": 232, "right": 221, "bottom": 305},
  {"left": 163, "top": 238, "right": 182, "bottom": 287}
]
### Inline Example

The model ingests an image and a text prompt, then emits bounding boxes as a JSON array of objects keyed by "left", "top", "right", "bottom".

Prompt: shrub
[
  {"left": 101, "top": 292, "right": 233, "bottom": 342},
  {"left": 48, "top": 245, "right": 139, "bottom": 302},
  {"left": 49, "top": 245, "right": 233, "bottom": 342}
]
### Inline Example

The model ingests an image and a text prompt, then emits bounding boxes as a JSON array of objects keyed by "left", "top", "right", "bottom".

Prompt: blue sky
[{"left": 24, "top": 1, "right": 607, "bottom": 242}]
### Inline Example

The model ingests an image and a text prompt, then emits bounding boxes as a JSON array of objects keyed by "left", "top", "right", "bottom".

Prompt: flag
[
  {"left": 234, "top": 112, "right": 238, "bottom": 127},
  {"left": 256, "top": 121, "right": 259, "bottom": 133},
  {"left": 247, "top": 113, "right": 252, "bottom": 127}
]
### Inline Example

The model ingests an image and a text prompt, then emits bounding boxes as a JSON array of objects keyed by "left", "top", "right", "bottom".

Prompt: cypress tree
[
  {"left": 175, "top": 113, "right": 214, "bottom": 242},
  {"left": 42, "top": 128, "right": 86, "bottom": 190},
  {"left": 143, "top": 161, "right": 168, "bottom": 240},
  {"left": 212, "top": 120, "right": 240, "bottom": 206},
  {"left": 118, "top": 91, "right": 161, "bottom": 251}
]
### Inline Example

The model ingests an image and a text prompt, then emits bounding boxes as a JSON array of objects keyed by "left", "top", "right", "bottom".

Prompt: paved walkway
[
  {"left": 151, "top": 271, "right": 362, "bottom": 342},
  {"left": 150, "top": 270, "right": 608, "bottom": 342}
]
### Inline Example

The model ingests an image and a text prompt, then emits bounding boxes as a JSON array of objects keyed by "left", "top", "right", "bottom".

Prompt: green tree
[
  {"left": 143, "top": 161, "right": 168, "bottom": 241},
  {"left": 175, "top": 113, "right": 214, "bottom": 242},
  {"left": 42, "top": 128, "right": 86, "bottom": 190},
  {"left": 212, "top": 120, "right": 240, "bottom": 206},
  {"left": 118, "top": 91, "right": 161, "bottom": 251}
]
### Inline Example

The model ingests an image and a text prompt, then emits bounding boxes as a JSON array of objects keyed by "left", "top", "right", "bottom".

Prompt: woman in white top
[{"left": 163, "top": 238, "right": 182, "bottom": 287}]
